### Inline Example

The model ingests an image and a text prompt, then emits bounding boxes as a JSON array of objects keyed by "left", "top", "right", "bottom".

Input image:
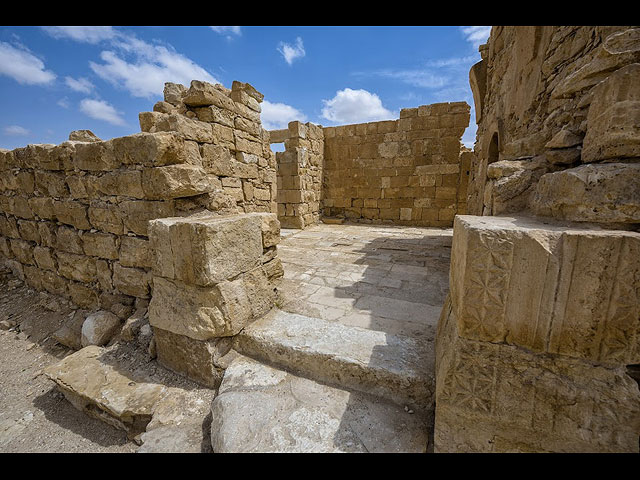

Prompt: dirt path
[{"left": 0, "top": 268, "right": 137, "bottom": 453}]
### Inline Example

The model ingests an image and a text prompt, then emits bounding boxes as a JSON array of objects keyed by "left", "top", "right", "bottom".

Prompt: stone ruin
[{"left": 0, "top": 25, "right": 639, "bottom": 453}]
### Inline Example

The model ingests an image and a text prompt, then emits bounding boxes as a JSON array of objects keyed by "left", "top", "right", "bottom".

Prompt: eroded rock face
[
  {"left": 582, "top": 63, "right": 640, "bottom": 163},
  {"left": 531, "top": 163, "right": 640, "bottom": 224},
  {"left": 467, "top": 27, "right": 640, "bottom": 226}
]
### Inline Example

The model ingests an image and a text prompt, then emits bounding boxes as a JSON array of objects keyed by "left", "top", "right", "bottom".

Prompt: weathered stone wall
[
  {"left": 435, "top": 26, "right": 640, "bottom": 453},
  {"left": 468, "top": 26, "right": 640, "bottom": 227},
  {"left": 322, "top": 103, "right": 471, "bottom": 227},
  {"left": 0, "top": 80, "right": 278, "bottom": 316},
  {"left": 272, "top": 121, "right": 324, "bottom": 229}
]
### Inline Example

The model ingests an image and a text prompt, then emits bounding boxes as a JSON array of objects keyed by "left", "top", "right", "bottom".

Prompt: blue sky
[{"left": 0, "top": 26, "right": 491, "bottom": 151}]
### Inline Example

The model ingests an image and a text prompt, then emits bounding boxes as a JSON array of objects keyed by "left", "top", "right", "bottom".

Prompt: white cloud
[
  {"left": 89, "top": 35, "right": 219, "bottom": 98},
  {"left": 65, "top": 76, "right": 95, "bottom": 93},
  {"left": 261, "top": 100, "right": 307, "bottom": 130},
  {"left": 460, "top": 26, "right": 492, "bottom": 48},
  {"left": 370, "top": 69, "right": 449, "bottom": 89},
  {"left": 79, "top": 98, "right": 126, "bottom": 126},
  {"left": 57, "top": 97, "right": 70, "bottom": 109},
  {"left": 41, "top": 26, "right": 117, "bottom": 44},
  {"left": 210, "top": 26, "right": 242, "bottom": 38},
  {"left": 0, "top": 42, "right": 56, "bottom": 85},
  {"left": 3, "top": 125, "right": 30, "bottom": 136},
  {"left": 321, "top": 88, "right": 395, "bottom": 124},
  {"left": 278, "top": 37, "right": 305, "bottom": 65}
]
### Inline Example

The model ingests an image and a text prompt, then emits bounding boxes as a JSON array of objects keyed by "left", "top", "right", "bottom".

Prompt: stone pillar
[
  {"left": 147, "top": 212, "right": 282, "bottom": 387},
  {"left": 275, "top": 121, "right": 324, "bottom": 229},
  {"left": 435, "top": 215, "right": 640, "bottom": 452}
]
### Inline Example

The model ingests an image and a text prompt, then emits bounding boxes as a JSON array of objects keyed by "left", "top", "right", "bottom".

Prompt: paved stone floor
[{"left": 276, "top": 223, "right": 453, "bottom": 340}]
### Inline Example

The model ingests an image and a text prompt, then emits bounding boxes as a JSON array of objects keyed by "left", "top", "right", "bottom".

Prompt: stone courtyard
[{"left": 1, "top": 25, "right": 639, "bottom": 453}]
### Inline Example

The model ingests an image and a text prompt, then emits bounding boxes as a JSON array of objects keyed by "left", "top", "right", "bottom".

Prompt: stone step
[
  {"left": 234, "top": 309, "right": 436, "bottom": 410},
  {"left": 210, "top": 354, "right": 430, "bottom": 453}
]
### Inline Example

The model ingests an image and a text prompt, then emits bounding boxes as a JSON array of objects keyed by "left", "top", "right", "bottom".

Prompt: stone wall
[
  {"left": 467, "top": 26, "right": 640, "bottom": 227},
  {"left": 271, "top": 121, "right": 324, "bottom": 229},
  {"left": 322, "top": 103, "right": 471, "bottom": 227},
  {"left": 0, "top": 79, "right": 278, "bottom": 316},
  {"left": 434, "top": 25, "right": 640, "bottom": 453}
]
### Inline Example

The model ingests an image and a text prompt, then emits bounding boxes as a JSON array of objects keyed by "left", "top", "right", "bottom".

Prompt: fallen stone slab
[
  {"left": 44, "top": 345, "right": 213, "bottom": 450},
  {"left": 235, "top": 309, "right": 435, "bottom": 409},
  {"left": 44, "top": 346, "right": 166, "bottom": 439},
  {"left": 210, "top": 354, "right": 430, "bottom": 453}
]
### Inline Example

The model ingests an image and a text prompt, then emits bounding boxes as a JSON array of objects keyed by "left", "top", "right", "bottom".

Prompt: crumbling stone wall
[
  {"left": 270, "top": 121, "right": 324, "bottom": 229},
  {"left": 467, "top": 26, "right": 640, "bottom": 227},
  {"left": 322, "top": 103, "right": 471, "bottom": 227},
  {"left": 0, "top": 79, "right": 278, "bottom": 317}
]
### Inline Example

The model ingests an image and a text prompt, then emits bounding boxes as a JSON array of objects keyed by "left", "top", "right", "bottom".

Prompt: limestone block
[
  {"left": 53, "top": 200, "right": 91, "bottom": 230},
  {"left": 193, "top": 106, "right": 234, "bottom": 127},
  {"left": 82, "top": 232, "right": 119, "bottom": 260},
  {"left": 52, "top": 310, "right": 87, "bottom": 350},
  {"left": 531, "top": 163, "right": 640, "bottom": 224},
  {"left": 201, "top": 144, "right": 233, "bottom": 176},
  {"left": 9, "top": 238, "right": 34, "bottom": 265},
  {"left": 210, "top": 354, "right": 430, "bottom": 453},
  {"left": 69, "top": 130, "right": 101, "bottom": 142},
  {"left": 139, "top": 112, "right": 214, "bottom": 143},
  {"left": 56, "top": 252, "right": 97, "bottom": 283},
  {"left": 33, "top": 246, "right": 56, "bottom": 271},
  {"left": 9, "top": 196, "right": 33, "bottom": 219},
  {"left": 94, "top": 170, "right": 144, "bottom": 198},
  {"left": 153, "top": 327, "right": 229, "bottom": 388},
  {"left": 28, "top": 197, "right": 55, "bottom": 220},
  {"left": 182, "top": 80, "right": 235, "bottom": 110},
  {"left": 35, "top": 171, "right": 68, "bottom": 197},
  {"left": 141, "top": 164, "right": 214, "bottom": 199},
  {"left": 113, "top": 262, "right": 150, "bottom": 298},
  {"left": 450, "top": 215, "right": 640, "bottom": 365},
  {"left": 582, "top": 63, "right": 640, "bottom": 162},
  {"left": 74, "top": 140, "right": 119, "bottom": 171},
  {"left": 81, "top": 311, "right": 122, "bottom": 347},
  {"left": 244, "top": 212, "right": 280, "bottom": 248},
  {"left": 68, "top": 281, "right": 100, "bottom": 309},
  {"left": 148, "top": 266, "right": 275, "bottom": 340},
  {"left": 119, "top": 236, "right": 152, "bottom": 269},
  {"left": 66, "top": 174, "right": 98, "bottom": 200},
  {"left": 231, "top": 80, "right": 264, "bottom": 103},
  {"left": 56, "top": 226, "right": 84, "bottom": 254},
  {"left": 17, "top": 219, "right": 40, "bottom": 243},
  {"left": 44, "top": 346, "right": 168, "bottom": 438},
  {"left": 435, "top": 297, "right": 640, "bottom": 453},
  {"left": 163, "top": 82, "right": 187, "bottom": 106},
  {"left": 111, "top": 132, "right": 189, "bottom": 167},
  {"left": 88, "top": 203, "right": 125, "bottom": 235},
  {"left": 148, "top": 214, "right": 263, "bottom": 286},
  {"left": 119, "top": 200, "right": 175, "bottom": 236}
]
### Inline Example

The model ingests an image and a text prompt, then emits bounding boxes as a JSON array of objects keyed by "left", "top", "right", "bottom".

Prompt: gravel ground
[{"left": 0, "top": 267, "right": 136, "bottom": 453}]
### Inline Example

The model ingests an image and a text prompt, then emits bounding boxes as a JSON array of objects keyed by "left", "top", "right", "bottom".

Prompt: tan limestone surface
[{"left": 436, "top": 214, "right": 640, "bottom": 453}]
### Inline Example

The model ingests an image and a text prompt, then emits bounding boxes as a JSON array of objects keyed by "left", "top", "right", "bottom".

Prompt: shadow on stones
[
  {"left": 285, "top": 222, "right": 452, "bottom": 452},
  {"left": 32, "top": 386, "right": 131, "bottom": 449}
]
